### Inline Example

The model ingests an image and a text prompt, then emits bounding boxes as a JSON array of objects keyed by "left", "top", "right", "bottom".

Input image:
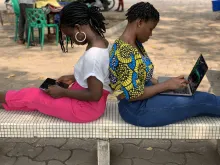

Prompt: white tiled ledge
[{"left": 1, "top": 101, "right": 220, "bottom": 139}]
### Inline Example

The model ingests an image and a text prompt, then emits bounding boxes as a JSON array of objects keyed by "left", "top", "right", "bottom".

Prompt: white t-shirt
[{"left": 74, "top": 45, "right": 112, "bottom": 92}]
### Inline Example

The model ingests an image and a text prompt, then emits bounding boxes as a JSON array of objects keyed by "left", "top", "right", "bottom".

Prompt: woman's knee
[{"left": 193, "top": 91, "right": 217, "bottom": 104}]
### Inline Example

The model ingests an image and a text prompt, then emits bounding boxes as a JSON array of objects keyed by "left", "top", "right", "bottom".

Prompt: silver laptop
[{"left": 158, "top": 54, "right": 208, "bottom": 96}]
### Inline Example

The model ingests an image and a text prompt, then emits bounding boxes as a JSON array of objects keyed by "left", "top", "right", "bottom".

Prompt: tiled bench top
[{"left": 1, "top": 101, "right": 220, "bottom": 139}]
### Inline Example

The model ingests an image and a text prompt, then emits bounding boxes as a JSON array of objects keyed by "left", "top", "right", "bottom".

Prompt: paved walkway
[
  {"left": 0, "top": 138, "right": 220, "bottom": 165},
  {"left": 0, "top": 0, "right": 220, "bottom": 165}
]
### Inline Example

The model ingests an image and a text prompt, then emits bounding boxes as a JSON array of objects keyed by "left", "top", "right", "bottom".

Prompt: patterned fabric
[{"left": 109, "top": 39, "right": 154, "bottom": 100}]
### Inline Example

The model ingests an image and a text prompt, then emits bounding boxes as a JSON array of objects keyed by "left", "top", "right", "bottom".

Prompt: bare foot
[
  {"left": 29, "top": 42, "right": 38, "bottom": 46},
  {"left": 0, "top": 104, "right": 4, "bottom": 109},
  {"left": 17, "top": 39, "right": 25, "bottom": 45},
  {"left": 0, "top": 91, "right": 6, "bottom": 103}
]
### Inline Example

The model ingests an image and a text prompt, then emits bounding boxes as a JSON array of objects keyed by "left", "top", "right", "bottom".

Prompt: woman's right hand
[
  {"left": 56, "top": 75, "right": 75, "bottom": 85},
  {"left": 164, "top": 75, "right": 188, "bottom": 90}
]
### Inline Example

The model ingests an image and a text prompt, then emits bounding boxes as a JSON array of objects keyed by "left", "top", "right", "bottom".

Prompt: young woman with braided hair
[
  {"left": 109, "top": 2, "right": 220, "bottom": 127},
  {"left": 0, "top": 2, "right": 112, "bottom": 123}
]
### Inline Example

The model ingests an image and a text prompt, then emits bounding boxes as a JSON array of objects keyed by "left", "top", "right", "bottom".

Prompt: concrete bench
[{"left": 1, "top": 100, "right": 220, "bottom": 165}]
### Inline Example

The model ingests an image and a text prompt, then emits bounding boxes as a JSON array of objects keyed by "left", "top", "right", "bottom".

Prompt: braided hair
[
  {"left": 126, "top": 2, "right": 160, "bottom": 23},
  {"left": 59, "top": 2, "right": 106, "bottom": 52}
]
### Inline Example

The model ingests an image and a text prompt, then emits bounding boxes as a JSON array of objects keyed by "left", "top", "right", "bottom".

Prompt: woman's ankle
[
  {"left": 0, "top": 104, "right": 4, "bottom": 109},
  {"left": 0, "top": 91, "right": 6, "bottom": 103}
]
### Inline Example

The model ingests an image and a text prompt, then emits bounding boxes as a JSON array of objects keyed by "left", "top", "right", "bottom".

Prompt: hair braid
[
  {"left": 126, "top": 2, "right": 160, "bottom": 23},
  {"left": 59, "top": 2, "right": 106, "bottom": 52}
]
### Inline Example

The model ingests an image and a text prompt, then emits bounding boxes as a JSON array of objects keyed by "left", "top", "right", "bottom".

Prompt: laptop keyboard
[{"left": 174, "top": 87, "right": 191, "bottom": 94}]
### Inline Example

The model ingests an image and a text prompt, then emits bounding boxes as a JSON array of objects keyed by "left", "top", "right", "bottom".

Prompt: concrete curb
[{"left": 105, "top": 20, "right": 127, "bottom": 37}]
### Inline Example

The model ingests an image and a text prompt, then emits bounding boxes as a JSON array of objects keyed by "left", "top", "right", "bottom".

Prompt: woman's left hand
[{"left": 45, "top": 85, "right": 67, "bottom": 98}]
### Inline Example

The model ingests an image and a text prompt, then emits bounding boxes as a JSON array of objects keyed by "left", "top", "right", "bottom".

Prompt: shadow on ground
[
  {"left": 0, "top": 67, "right": 45, "bottom": 91},
  {"left": 151, "top": 5, "right": 220, "bottom": 57}
]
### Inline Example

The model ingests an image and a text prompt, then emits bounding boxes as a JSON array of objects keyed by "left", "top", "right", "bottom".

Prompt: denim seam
[{"left": 144, "top": 102, "right": 220, "bottom": 113}]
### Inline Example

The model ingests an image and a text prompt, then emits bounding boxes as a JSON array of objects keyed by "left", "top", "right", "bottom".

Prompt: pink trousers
[{"left": 2, "top": 82, "right": 109, "bottom": 123}]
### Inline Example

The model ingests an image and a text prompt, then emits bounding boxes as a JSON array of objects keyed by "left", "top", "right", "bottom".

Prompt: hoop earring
[{"left": 75, "top": 32, "right": 86, "bottom": 43}]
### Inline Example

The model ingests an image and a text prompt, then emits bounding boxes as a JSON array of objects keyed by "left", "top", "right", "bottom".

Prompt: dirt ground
[
  {"left": 0, "top": 0, "right": 220, "bottom": 98},
  {"left": 1, "top": 1, "right": 220, "bottom": 165}
]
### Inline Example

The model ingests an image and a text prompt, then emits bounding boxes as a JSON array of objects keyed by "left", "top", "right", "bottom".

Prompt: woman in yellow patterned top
[{"left": 109, "top": 2, "right": 220, "bottom": 127}]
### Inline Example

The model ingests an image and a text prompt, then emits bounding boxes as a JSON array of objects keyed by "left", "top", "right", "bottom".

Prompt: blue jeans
[{"left": 118, "top": 81, "right": 220, "bottom": 127}]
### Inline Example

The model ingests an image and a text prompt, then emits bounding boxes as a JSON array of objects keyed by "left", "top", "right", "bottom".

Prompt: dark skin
[
  {"left": 0, "top": 23, "right": 109, "bottom": 107},
  {"left": 118, "top": 19, "right": 188, "bottom": 101},
  {"left": 0, "top": 93, "right": 5, "bottom": 108}
]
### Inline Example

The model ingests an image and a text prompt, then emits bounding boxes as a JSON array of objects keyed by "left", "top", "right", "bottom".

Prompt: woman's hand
[
  {"left": 164, "top": 75, "right": 188, "bottom": 90},
  {"left": 45, "top": 85, "right": 67, "bottom": 99},
  {"left": 56, "top": 75, "right": 75, "bottom": 86},
  {"left": 151, "top": 77, "right": 158, "bottom": 85}
]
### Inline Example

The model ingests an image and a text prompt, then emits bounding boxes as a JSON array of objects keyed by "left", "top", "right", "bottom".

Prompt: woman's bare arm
[{"left": 130, "top": 76, "right": 188, "bottom": 101}]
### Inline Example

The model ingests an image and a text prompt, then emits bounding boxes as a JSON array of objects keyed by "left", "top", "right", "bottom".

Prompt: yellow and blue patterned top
[{"left": 109, "top": 39, "right": 154, "bottom": 100}]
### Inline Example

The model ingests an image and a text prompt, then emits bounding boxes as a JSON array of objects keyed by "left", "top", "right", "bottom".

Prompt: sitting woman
[
  {"left": 0, "top": 2, "right": 111, "bottom": 123},
  {"left": 109, "top": 2, "right": 220, "bottom": 127}
]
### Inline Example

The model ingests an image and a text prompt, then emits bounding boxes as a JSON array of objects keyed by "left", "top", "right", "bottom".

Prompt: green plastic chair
[
  {"left": 26, "top": 8, "right": 59, "bottom": 50},
  {"left": 11, "top": 0, "right": 20, "bottom": 41}
]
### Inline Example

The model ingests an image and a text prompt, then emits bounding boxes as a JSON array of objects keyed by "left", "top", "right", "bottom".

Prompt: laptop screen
[{"left": 188, "top": 55, "right": 208, "bottom": 94}]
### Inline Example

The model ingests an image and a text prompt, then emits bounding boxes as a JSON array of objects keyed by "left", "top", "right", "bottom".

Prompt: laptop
[{"left": 158, "top": 54, "right": 208, "bottom": 96}]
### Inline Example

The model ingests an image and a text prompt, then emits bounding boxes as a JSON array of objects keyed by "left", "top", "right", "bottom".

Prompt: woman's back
[{"left": 74, "top": 45, "right": 112, "bottom": 92}]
